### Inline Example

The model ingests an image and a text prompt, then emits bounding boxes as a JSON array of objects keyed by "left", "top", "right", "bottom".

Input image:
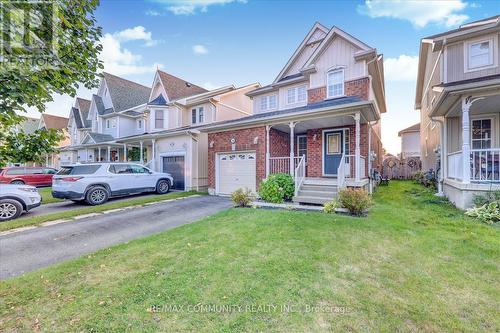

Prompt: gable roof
[
  {"left": 81, "top": 132, "right": 115, "bottom": 144},
  {"left": 157, "top": 70, "right": 207, "bottom": 101},
  {"left": 103, "top": 72, "right": 151, "bottom": 112},
  {"left": 72, "top": 97, "right": 92, "bottom": 129},
  {"left": 273, "top": 22, "right": 329, "bottom": 83},
  {"left": 92, "top": 94, "right": 114, "bottom": 115},
  {"left": 398, "top": 123, "right": 420, "bottom": 136},
  {"left": 40, "top": 114, "right": 68, "bottom": 130},
  {"left": 76, "top": 98, "right": 91, "bottom": 113},
  {"left": 18, "top": 117, "right": 39, "bottom": 134}
]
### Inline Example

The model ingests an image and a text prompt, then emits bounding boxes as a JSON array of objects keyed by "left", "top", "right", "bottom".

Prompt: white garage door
[{"left": 218, "top": 152, "right": 256, "bottom": 195}]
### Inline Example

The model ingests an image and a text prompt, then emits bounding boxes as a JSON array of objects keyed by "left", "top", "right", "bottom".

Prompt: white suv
[
  {"left": 0, "top": 184, "right": 42, "bottom": 221},
  {"left": 52, "top": 163, "right": 173, "bottom": 205}
]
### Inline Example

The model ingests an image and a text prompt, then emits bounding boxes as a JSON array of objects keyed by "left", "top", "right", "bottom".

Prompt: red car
[{"left": 0, "top": 167, "right": 58, "bottom": 187}]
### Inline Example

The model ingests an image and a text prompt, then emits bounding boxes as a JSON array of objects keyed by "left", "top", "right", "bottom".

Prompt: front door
[
  {"left": 324, "top": 130, "right": 343, "bottom": 176},
  {"left": 162, "top": 156, "right": 185, "bottom": 190}
]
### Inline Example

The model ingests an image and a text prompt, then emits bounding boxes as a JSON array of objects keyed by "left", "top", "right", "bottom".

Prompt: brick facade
[
  {"left": 307, "top": 77, "right": 370, "bottom": 104},
  {"left": 207, "top": 122, "right": 384, "bottom": 193},
  {"left": 307, "top": 87, "right": 326, "bottom": 103},
  {"left": 208, "top": 127, "right": 267, "bottom": 191}
]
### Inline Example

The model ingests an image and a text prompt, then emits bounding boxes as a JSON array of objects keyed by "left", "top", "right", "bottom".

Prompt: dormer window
[
  {"left": 327, "top": 68, "right": 344, "bottom": 98},
  {"left": 191, "top": 107, "right": 204, "bottom": 124},
  {"left": 260, "top": 95, "right": 277, "bottom": 111},
  {"left": 465, "top": 37, "right": 496, "bottom": 71}
]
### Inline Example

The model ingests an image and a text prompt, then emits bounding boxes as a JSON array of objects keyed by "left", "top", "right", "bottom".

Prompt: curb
[{"left": 0, "top": 195, "right": 200, "bottom": 237}]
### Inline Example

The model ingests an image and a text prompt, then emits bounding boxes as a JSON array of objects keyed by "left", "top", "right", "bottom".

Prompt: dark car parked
[{"left": 0, "top": 167, "right": 58, "bottom": 187}]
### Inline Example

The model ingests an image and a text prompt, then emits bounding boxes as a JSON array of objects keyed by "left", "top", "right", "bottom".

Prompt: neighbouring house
[
  {"left": 15, "top": 116, "right": 39, "bottom": 134},
  {"left": 398, "top": 123, "right": 420, "bottom": 158},
  {"left": 61, "top": 70, "right": 259, "bottom": 191},
  {"left": 415, "top": 15, "right": 500, "bottom": 209},
  {"left": 38, "top": 113, "right": 70, "bottom": 169},
  {"left": 201, "top": 22, "right": 386, "bottom": 204}
]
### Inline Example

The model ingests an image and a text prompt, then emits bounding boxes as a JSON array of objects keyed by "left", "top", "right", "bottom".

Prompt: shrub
[
  {"left": 473, "top": 191, "right": 500, "bottom": 207},
  {"left": 323, "top": 200, "right": 339, "bottom": 214},
  {"left": 413, "top": 171, "right": 425, "bottom": 184},
  {"left": 338, "top": 188, "right": 372, "bottom": 216},
  {"left": 465, "top": 202, "right": 500, "bottom": 225},
  {"left": 231, "top": 188, "right": 253, "bottom": 207},
  {"left": 258, "top": 173, "right": 294, "bottom": 203}
]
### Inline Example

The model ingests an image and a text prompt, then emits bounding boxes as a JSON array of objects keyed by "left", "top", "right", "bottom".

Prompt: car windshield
[{"left": 57, "top": 165, "right": 101, "bottom": 175}]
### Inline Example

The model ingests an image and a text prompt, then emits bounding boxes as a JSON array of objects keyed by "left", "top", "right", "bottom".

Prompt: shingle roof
[
  {"left": 424, "top": 15, "right": 500, "bottom": 39},
  {"left": 41, "top": 114, "right": 68, "bottom": 130},
  {"left": 148, "top": 94, "right": 168, "bottom": 105},
  {"left": 398, "top": 123, "right": 420, "bottom": 136},
  {"left": 204, "top": 96, "right": 362, "bottom": 128},
  {"left": 83, "top": 132, "right": 115, "bottom": 144},
  {"left": 92, "top": 94, "right": 113, "bottom": 115},
  {"left": 103, "top": 72, "right": 151, "bottom": 112},
  {"left": 76, "top": 98, "right": 91, "bottom": 113},
  {"left": 157, "top": 70, "right": 207, "bottom": 101}
]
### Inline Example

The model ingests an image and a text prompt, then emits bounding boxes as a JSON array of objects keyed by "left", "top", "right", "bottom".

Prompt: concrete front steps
[{"left": 292, "top": 178, "right": 338, "bottom": 205}]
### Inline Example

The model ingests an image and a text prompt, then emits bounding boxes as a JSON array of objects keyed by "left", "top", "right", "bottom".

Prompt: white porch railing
[
  {"left": 294, "top": 155, "right": 306, "bottom": 196},
  {"left": 447, "top": 151, "right": 463, "bottom": 180},
  {"left": 143, "top": 159, "right": 155, "bottom": 171},
  {"left": 269, "top": 156, "right": 302, "bottom": 175},
  {"left": 337, "top": 153, "right": 347, "bottom": 189},
  {"left": 471, "top": 148, "right": 500, "bottom": 182},
  {"left": 360, "top": 156, "right": 367, "bottom": 179}
]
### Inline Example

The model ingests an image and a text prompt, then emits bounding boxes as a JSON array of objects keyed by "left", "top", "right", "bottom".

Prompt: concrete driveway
[{"left": 0, "top": 195, "right": 232, "bottom": 279}]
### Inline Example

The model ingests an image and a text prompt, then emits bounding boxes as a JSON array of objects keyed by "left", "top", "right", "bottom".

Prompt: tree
[
  {"left": 0, "top": 128, "right": 64, "bottom": 166},
  {"left": 0, "top": 0, "right": 103, "bottom": 126}
]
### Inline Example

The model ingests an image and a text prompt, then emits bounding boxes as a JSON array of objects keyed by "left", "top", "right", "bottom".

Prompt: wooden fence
[{"left": 382, "top": 156, "right": 421, "bottom": 180}]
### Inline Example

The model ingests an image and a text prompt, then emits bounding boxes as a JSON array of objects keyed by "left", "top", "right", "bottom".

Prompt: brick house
[{"left": 201, "top": 22, "right": 386, "bottom": 204}]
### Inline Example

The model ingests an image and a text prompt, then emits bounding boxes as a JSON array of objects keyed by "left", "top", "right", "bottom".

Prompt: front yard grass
[
  {"left": 0, "top": 182, "right": 498, "bottom": 332},
  {"left": 38, "top": 187, "right": 63, "bottom": 204},
  {"left": 0, "top": 191, "right": 202, "bottom": 232}
]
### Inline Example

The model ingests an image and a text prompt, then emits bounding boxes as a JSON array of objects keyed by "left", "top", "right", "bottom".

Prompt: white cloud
[
  {"left": 145, "top": 9, "right": 163, "bottom": 16},
  {"left": 358, "top": 0, "right": 469, "bottom": 28},
  {"left": 99, "top": 27, "right": 163, "bottom": 76},
  {"left": 192, "top": 44, "right": 208, "bottom": 55},
  {"left": 384, "top": 55, "right": 419, "bottom": 82},
  {"left": 153, "top": 0, "right": 246, "bottom": 16}
]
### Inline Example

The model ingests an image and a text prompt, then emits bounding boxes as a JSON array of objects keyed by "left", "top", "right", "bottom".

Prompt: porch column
[
  {"left": 265, "top": 125, "right": 270, "bottom": 177},
  {"left": 462, "top": 98, "right": 471, "bottom": 184},
  {"left": 123, "top": 144, "right": 127, "bottom": 161},
  {"left": 152, "top": 139, "right": 156, "bottom": 171},
  {"left": 107, "top": 146, "right": 111, "bottom": 162},
  {"left": 98, "top": 147, "right": 101, "bottom": 162},
  {"left": 355, "top": 112, "right": 361, "bottom": 182},
  {"left": 140, "top": 141, "right": 144, "bottom": 163},
  {"left": 289, "top": 122, "right": 295, "bottom": 176},
  {"left": 368, "top": 124, "right": 372, "bottom": 193}
]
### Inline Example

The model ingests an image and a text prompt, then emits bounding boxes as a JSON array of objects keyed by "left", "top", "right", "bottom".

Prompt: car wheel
[
  {"left": 0, "top": 199, "right": 23, "bottom": 221},
  {"left": 85, "top": 186, "right": 109, "bottom": 205},
  {"left": 156, "top": 179, "right": 170, "bottom": 194},
  {"left": 10, "top": 180, "right": 25, "bottom": 185}
]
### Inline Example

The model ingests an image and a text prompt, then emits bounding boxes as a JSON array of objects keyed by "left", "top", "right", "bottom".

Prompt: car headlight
[{"left": 19, "top": 187, "right": 38, "bottom": 193}]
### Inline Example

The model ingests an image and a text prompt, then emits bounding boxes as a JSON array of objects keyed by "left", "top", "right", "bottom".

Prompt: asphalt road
[{"left": 0, "top": 195, "right": 232, "bottom": 279}]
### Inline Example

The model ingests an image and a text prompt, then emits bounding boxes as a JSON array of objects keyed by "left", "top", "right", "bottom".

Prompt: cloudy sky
[{"left": 26, "top": 0, "right": 499, "bottom": 154}]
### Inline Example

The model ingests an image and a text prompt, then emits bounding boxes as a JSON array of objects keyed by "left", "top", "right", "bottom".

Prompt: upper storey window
[
  {"left": 155, "top": 110, "right": 164, "bottom": 129},
  {"left": 327, "top": 69, "right": 344, "bottom": 98},
  {"left": 260, "top": 95, "right": 277, "bottom": 111},
  {"left": 465, "top": 37, "right": 496, "bottom": 71},
  {"left": 287, "top": 86, "right": 307, "bottom": 105},
  {"left": 191, "top": 107, "right": 204, "bottom": 124}
]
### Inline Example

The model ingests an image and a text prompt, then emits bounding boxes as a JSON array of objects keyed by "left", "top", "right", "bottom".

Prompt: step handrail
[{"left": 337, "top": 153, "right": 346, "bottom": 190}]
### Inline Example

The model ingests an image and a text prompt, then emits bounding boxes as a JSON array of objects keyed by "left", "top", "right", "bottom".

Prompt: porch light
[
  {"left": 209, "top": 141, "right": 214, "bottom": 148},
  {"left": 253, "top": 137, "right": 259, "bottom": 144}
]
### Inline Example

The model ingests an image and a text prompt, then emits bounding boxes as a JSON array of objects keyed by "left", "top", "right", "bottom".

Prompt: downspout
[
  {"left": 187, "top": 130, "right": 199, "bottom": 191},
  {"left": 431, "top": 117, "right": 445, "bottom": 196}
]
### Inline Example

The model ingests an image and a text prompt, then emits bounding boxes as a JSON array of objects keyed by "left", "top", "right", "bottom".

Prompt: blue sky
[{"left": 32, "top": 0, "right": 499, "bottom": 154}]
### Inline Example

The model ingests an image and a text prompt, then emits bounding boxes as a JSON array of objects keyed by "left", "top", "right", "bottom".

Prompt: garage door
[
  {"left": 218, "top": 152, "right": 256, "bottom": 195},
  {"left": 162, "top": 156, "right": 185, "bottom": 190}
]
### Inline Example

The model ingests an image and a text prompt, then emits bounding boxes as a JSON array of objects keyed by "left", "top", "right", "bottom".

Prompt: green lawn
[
  {"left": 0, "top": 191, "right": 202, "bottom": 232},
  {"left": 0, "top": 182, "right": 498, "bottom": 332},
  {"left": 38, "top": 187, "right": 63, "bottom": 204}
]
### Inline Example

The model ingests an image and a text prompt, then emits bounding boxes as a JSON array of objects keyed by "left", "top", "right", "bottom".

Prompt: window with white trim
[
  {"left": 466, "top": 38, "right": 494, "bottom": 70},
  {"left": 297, "top": 135, "right": 307, "bottom": 161},
  {"left": 260, "top": 95, "right": 278, "bottom": 111},
  {"left": 191, "top": 107, "right": 205, "bottom": 124},
  {"left": 155, "top": 110, "right": 164, "bottom": 129},
  {"left": 327, "top": 69, "right": 344, "bottom": 98},
  {"left": 286, "top": 86, "right": 307, "bottom": 104},
  {"left": 472, "top": 119, "right": 492, "bottom": 149},
  {"left": 106, "top": 119, "right": 110, "bottom": 129},
  {"left": 137, "top": 119, "right": 143, "bottom": 130}
]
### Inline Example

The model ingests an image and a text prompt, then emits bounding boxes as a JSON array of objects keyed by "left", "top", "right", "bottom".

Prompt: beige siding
[
  {"left": 283, "top": 28, "right": 327, "bottom": 78},
  {"left": 309, "top": 36, "right": 365, "bottom": 89},
  {"left": 278, "top": 82, "right": 309, "bottom": 110},
  {"left": 446, "top": 33, "right": 500, "bottom": 83},
  {"left": 446, "top": 117, "right": 462, "bottom": 153},
  {"left": 182, "top": 102, "right": 214, "bottom": 127},
  {"left": 216, "top": 86, "right": 255, "bottom": 121}
]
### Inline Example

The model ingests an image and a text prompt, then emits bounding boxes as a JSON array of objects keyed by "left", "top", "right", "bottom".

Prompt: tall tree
[{"left": 0, "top": 0, "right": 103, "bottom": 166}]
